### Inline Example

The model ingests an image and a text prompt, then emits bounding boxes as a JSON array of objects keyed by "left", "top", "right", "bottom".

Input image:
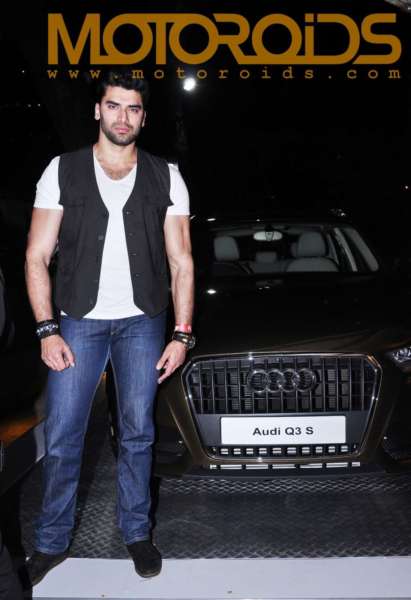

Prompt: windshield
[{"left": 192, "top": 221, "right": 379, "bottom": 277}]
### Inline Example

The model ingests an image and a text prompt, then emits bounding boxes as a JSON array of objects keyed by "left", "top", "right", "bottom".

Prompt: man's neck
[{"left": 94, "top": 137, "right": 137, "bottom": 166}]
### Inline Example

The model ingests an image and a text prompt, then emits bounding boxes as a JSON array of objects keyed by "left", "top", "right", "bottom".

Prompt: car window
[
  {"left": 338, "top": 227, "right": 379, "bottom": 272},
  {"left": 193, "top": 221, "right": 379, "bottom": 276}
]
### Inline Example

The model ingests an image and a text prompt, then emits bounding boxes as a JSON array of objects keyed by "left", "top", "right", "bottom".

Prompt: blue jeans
[{"left": 35, "top": 311, "right": 166, "bottom": 554}]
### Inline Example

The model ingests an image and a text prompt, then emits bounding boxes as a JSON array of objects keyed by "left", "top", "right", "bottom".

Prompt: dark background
[{"left": 1, "top": 0, "right": 410, "bottom": 259}]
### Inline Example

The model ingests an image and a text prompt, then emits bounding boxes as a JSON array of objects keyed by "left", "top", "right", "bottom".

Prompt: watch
[{"left": 172, "top": 330, "right": 196, "bottom": 350}]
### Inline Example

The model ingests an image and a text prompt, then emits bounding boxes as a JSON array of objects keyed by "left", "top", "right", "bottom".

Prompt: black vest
[{"left": 54, "top": 146, "right": 172, "bottom": 319}]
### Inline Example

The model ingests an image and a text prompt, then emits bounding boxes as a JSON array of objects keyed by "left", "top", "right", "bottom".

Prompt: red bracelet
[{"left": 174, "top": 324, "right": 192, "bottom": 333}]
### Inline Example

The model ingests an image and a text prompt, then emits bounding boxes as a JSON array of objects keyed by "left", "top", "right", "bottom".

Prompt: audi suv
[{"left": 129, "top": 212, "right": 411, "bottom": 477}]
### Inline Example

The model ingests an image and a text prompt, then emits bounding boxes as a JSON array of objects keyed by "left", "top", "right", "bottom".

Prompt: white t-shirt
[{"left": 34, "top": 154, "right": 190, "bottom": 319}]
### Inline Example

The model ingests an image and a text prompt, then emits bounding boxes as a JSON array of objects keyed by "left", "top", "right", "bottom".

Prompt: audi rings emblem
[{"left": 247, "top": 368, "right": 317, "bottom": 394}]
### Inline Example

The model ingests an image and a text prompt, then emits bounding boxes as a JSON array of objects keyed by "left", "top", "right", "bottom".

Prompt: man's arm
[
  {"left": 25, "top": 208, "right": 75, "bottom": 371},
  {"left": 156, "top": 215, "right": 194, "bottom": 383},
  {"left": 25, "top": 208, "right": 61, "bottom": 322}
]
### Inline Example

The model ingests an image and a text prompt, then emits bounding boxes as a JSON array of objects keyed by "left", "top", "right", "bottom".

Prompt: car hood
[{"left": 192, "top": 274, "right": 411, "bottom": 355}]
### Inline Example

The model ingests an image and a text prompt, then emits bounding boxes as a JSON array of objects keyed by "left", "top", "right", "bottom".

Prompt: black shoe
[
  {"left": 126, "top": 540, "right": 162, "bottom": 578},
  {"left": 24, "top": 550, "right": 68, "bottom": 588}
]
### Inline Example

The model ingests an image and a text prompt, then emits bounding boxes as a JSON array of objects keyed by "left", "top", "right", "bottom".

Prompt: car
[{"left": 124, "top": 209, "right": 411, "bottom": 479}]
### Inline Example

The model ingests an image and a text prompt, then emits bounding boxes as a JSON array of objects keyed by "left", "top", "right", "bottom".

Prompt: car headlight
[{"left": 387, "top": 346, "right": 411, "bottom": 368}]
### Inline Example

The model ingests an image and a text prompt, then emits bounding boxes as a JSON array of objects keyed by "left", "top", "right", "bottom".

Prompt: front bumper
[{"left": 154, "top": 351, "right": 407, "bottom": 477}]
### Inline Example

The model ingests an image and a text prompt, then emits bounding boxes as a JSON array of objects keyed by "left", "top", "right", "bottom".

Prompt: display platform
[
  {"left": 9, "top": 395, "right": 411, "bottom": 599},
  {"left": 28, "top": 556, "right": 411, "bottom": 600},
  {"left": 17, "top": 394, "right": 411, "bottom": 561}
]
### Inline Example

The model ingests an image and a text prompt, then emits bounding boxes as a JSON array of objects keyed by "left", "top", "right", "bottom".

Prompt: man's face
[{"left": 95, "top": 86, "right": 146, "bottom": 147}]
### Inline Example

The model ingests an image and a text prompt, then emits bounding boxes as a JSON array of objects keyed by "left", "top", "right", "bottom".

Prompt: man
[{"left": 24, "top": 70, "right": 195, "bottom": 585}]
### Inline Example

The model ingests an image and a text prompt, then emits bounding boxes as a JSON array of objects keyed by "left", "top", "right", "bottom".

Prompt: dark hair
[{"left": 95, "top": 69, "right": 150, "bottom": 108}]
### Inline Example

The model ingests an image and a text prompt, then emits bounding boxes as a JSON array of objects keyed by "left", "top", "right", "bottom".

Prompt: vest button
[
  {"left": 98, "top": 234, "right": 104, "bottom": 240},
  {"left": 134, "top": 273, "right": 140, "bottom": 278},
  {"left": 128, "top": 232, "right": 134, "bottom": 237},
  {"left": 125, "top": 210, "right": 134, "bottom": 215},
  {"left": 102, "top": 212, "right": 108, "bottom": 218}
]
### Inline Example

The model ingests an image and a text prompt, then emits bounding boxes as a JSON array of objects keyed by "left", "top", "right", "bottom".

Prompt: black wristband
[
  {"left": 172, "top": 331, "right": 190, "bottom": 343},
  {"left": 172, "top": 330, "right": 196, "bottom": 350},
  {"left": 36, "top": 319, "right": 60, "bottom": 340}
]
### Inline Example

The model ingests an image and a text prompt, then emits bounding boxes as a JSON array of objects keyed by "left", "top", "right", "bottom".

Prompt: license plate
[{"left": 220, "top": 416, "right": 346, "bottom": 445}]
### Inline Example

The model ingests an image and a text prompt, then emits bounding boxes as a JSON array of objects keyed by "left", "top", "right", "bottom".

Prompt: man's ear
[{"left": 95, "top": 103, "right": 100, "bottom": 121}]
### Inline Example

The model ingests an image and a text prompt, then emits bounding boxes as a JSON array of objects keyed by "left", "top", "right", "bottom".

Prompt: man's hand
[
  {"left": 41, "top": 334, "right": 75, "bottom": 371},
  {"left": 156, "top": 340, "right": 187, "bottom": 383}
]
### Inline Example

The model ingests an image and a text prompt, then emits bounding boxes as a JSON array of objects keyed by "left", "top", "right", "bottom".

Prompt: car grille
[
  {"left": 206, "top": 461, "right": 363, "bottom": 472},
  {"left": 207, "top": 442, "right": 358, "bottom": 458},
  {"left": 208, "top": 461, "right": 364, "bottom": 476},
  {"left": 184, "top": 354, "right": 379, "bottom": 415}
]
